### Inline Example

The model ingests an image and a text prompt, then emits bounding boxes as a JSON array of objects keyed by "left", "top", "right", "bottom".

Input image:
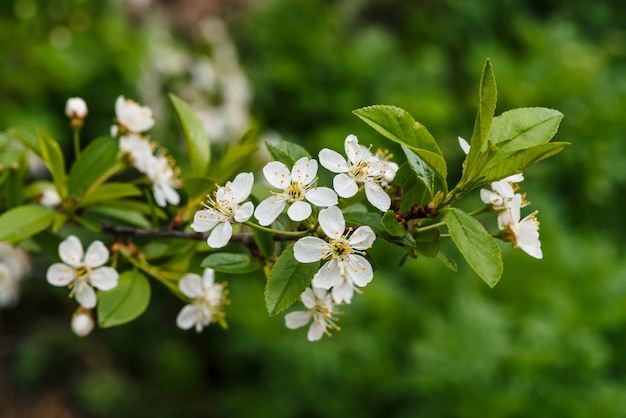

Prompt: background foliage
[{"left": 1, "top": 0, "right": 626, "bottom": 416}]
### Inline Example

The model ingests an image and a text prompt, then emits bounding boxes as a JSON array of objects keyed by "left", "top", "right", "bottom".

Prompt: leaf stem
[
  {"left": 244, "top": 221, "right": 309, "bottom": 237},
  {"left": 73, "top": 128, "right": 81, "bottom": 159}
]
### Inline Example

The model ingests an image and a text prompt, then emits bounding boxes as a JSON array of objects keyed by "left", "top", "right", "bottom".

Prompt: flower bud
[
  {"left": 65, "top": 97, "right": 88, "bottom": 119},
  {"left": 71, "top": 308, "right": 94, "bottom": 337}
]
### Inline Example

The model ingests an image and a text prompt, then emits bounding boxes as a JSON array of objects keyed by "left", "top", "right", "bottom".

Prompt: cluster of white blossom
[
  {"left": 190, "top": 134, "right": 397, "bottom": 341},
  {"left": 112, "top": 96, "right": 181, "bottom": 207},
  {"left": 459, "top": 137, "right": 542, "bottom": 259}
]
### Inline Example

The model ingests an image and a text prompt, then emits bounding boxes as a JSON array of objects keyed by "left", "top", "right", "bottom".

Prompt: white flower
[
  {"left": 39, "top": 188, "right": 62, "bottom": 208},
  {"left": 65, "top": 97, "right": 88, "bottom": 119},
  {"left": 372, "top": 149, "right": 399, "bottom": 187},
  {"left": 0, "top": 243, "right": 30, "bottom": 308},
  {"left": 71, "top": 308, "right": 95, "bottom": 337},
  {"left": 145, "top": 154, "right": 181, "bottom": 207},
  {"left": 46, "top": 235, "right": 119, "bottom": 309},
  {"left": 113, "top": 95, "right": 155, "bottom": 134},
  {"left": 293, "top": 206, "right": 376, "bottom": 304},
  {"left": 285, "top": 287, "right": 341, "bottom": 341},
  {"left": 499, "top": 194, "right": 542, "bottom": 259},
  {"left": 176, "top": 268, "right": 227, "bottom": 332},
  {"left": 480, "top": 173, "right": 525, "bottom": 212},
  {"left": 119, "top": 133, "right": 154, "bottom": 173},
  {"left": 191, "top": 172, "right": 255, "bottom": 248},
  {"left": 254, "top": 157, "right": 338, "bottom": 226},
  {"left": 319, "top": 134, "right": 392, "bottom": 212}
]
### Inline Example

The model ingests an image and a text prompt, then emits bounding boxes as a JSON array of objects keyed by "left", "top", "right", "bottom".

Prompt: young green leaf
[
  {"left": 353, "top": 105, "right": 447, "bottom": 190},
  {"left": 98, "top": 270, "right": 151, "bottom": 328},
  {"left": 0, "top": 204, "right": 55, "bottom": 243},
  {"left": 442, "top": 207, "right": 503, "bottom": 287},
  {"left": 265, "top": 243, "right": 319, "bottom": 316},
  {"left": 469, "top": 59, "right": 497, "bottom": 153},
  {"left": 265, "top": 140, "right": 311, "bottom": 166},
  {"left": 68, "top": 136, "right": 120, "bottom": 195},
  {"left": 169, "top": 93, "right": 211, "bottom": 176},
  {"left": 38, "top": 130, "right": 68, "bottom": 198},
  {"left": 201, "top": 252, "right": 260, "bottom": 274},
  {"left": 401, "top": 145, "right": 435, "bottom": 198},
  {"left": 80, "top": 183, "right": 142, "bottom": 206}
]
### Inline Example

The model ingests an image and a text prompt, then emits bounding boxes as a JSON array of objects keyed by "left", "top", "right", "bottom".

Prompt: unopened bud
[
  {"left": 65, "top": 97, "right": 88, "bottom": 119},
  {"left": 71, "top": 307, "right": 94, "bottom": 337}
]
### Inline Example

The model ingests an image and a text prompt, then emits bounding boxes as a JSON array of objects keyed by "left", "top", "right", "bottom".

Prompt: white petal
[
  {"left": 158, "top": 183, "right": 180, "bottom": 206},
  {"left": 234, "top": 201, "right": 254, "bottom": 223},
  {"left": 90, "top": 267, "right": 119, "bottom": 290},
  {"left": 307, "top": 322, "right": 325, "bottom": 341},
  {"left": 152, "top": 186, "right": 166, "bottom": 207},
  {"left": 285, "top": 311, "right": 312, "bottom": 329},
  {"left": 293, "top": 237, "right": 326, "bottom": 263},
  {"left": 201, "top": 268, "right": 215, "bottom": 289},
  {"left": 312, "top": 259, "right": 341, "bottom": 289},
  {"left": 59, "top": 235, "right": 84, "bottom": 267},
  {"left": 114, "top": 96, "right": 126, "bottom": 119},
  {"left": 305, "top": 187, "right": 338, "bottom": 207},
  {"left": 491, "top": 179, "right": 515, "bottom": 199},
  {"left": 364, "top": 181, "right": 391, "bottom": 211},
  {"left": 318, "top": 206, "right": 345, "bottom": 239},
  {"left": 76, "top": 284, "right": 97, "bottom": 309},
  {"left": 207, "top": 222, "right": 233, "bottom": 248},
  {"left": 333, "top": 173, "right": 358, "bottom": 198},
  {"left": 516, "top": 217, "right": 542, "bottom": 259},
  {"left": 503, "top": 173, "right": 524, "bottom": 184},
  {"left": 291, "top": 157, "right": 317, "bottom": 185},
  {"left": 300, "top": 287, "right": 316, "bottom": 309},
  {"left": 254, "top": 196, "right": 286, "bottom": 226},
  {"left": 191, "top": 209, "right": 219, "bottom": 232},
  {"left": 319, "top": 149, "right": 348, "bottom": 173},
  {"left": 287, "top": 200, "right": 312, "bottom": 222},
  {"left": 345, "top": 134, "right": 368, "bottom": 164},
  {"left": 480, "top": 189, "right": 504, "bottom": 207},
  {"left": 347, "top": 254, "right": 374, "bottom": 287},
  {"left": 46, "top": 263, "right": 76, "bottom": 286},
  {"left": 176, "top": 304, "right": 197, "bottom": 330},
  {"left": 231, "top": 172, "right": 254, "bottom": 202},
  {"left": 179, "top": 274, "right": 203, "bottom": 298},
  {"left": 458, "top": 136, "right": 471, "bottom": 155},
  {"left": 71, "top": 312, "right": 94, "bottom": 337},
  {"left": 84, "top": 241, "right": 109, "bottom": 268},
  {"left": 348, "top": 226, "right": 376, "bottom": 250},
  {"left": 332, "top": 280, "right": 354, "bottom": 304},
  {"left": 263, "top": 161, "right": 291, "bottom": 190}
]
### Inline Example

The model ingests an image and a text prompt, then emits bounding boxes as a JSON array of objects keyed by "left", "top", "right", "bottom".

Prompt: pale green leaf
[
  {"left": 68, "top": 136, "right": 119, "bottom": 195},
  {"left": 38, "top": 130, "right": 68, "bottom": 198},
  {"left": 201, "top": 252, "right": 260, "bottom": 274},
  {"left": 0, "top": 204, "right": 55, "bottom": 243},
  {"left": 169, "top": 93, "right": 211, "bottom": 176},
  {"left": 80, "top": 183, "right": 142, "bottom": 206},
  {"left": 265, "top": 141, "right": 311, "bottom": 166}
]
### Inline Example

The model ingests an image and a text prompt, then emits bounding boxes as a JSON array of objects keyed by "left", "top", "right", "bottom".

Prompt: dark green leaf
[
  {"left": 68, "top": 136, "right": 119, "bottom": 195},
  {"left": 201, "top": 252, "right": 260, "bottom": 274},
  {"left": 443, "top": 207, "right": 503, "bottom": 287},
  {"left": 342, "top": 203, "right": 385, "bottom": 235},
  {"left": 0, "top": 205, "right": 55, "bottom": 243},
  {"left": 381, "top": 210, "right": 405, "bottom": 237},
  {"left": 413, "top": 228, "right": 441, "bottom": 258},
  {"left": 265, "top": 244, "right": 319, "bottom": 316},
  {"left": 169, "top": 93, "right": 211, "bottom": 176},
  {"left": 252, "top": 227, "right": 275, "bottom": 259},
  {"left": 98, "top": 270, "right": 151, "bottom": 328}
]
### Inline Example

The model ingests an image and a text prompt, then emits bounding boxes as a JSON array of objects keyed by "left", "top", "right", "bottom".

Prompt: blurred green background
[{"left": 2, "top": 0, "right": 626, "bottom": 416}]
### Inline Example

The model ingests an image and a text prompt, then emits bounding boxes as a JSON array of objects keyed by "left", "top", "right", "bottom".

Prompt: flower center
[{"left": 286, "top": 181, "right": 306, "bottom": 202}]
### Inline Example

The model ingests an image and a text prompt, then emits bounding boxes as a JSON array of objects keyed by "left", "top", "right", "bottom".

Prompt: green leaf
[
  {"left": 68, "top": 136, "right": 119, "bottom": 195},
  {"left": 209, "top": 141, "right": 259, "bottom": 185},
  {"left": 98, "top": 270, "right": 151, "bottom": 328},
  {"left": 7, "top": 127, "right": 41, "bottom": 158},
  {"left": 201, "top": 252, "right": 260, "bottom": 274},
  {"left": 469, "top": 59, "right": 497, "bottom": 153},
  {"left": 443, "top": 207, "right": 503, "bottom": 287},
  {"left": 169, "top": 93, "right": 211, "bottom": 176},
  {"left": 413, "top": 228, "right": 441, "bottom": 258},
  {"left": 486, "top": 107, "right": 564, "bottom": 166},
  {"left": 401, "top": 145, "right": 434, "bottom": 198},
  {"left": 392, "top": 163, "right": 431, "bottom": 212},
  {"left": 342, "top": 203, "right": 385, "bottom": 235},
  {"left": 84, "top": 205, "right": 151, "bottom": 228},
  {"left": 381, "top": 210, "right": 405, "bottom": 237},
  {"left": 80, "top": 183, "right": 142, "bottom": 206},
  {"left": 265, "top": 244, "right": 319, "bottom": 316},
  {"left": 353, "top": 105, "right": 447, "bottom": 190},
  {"left": 265, "top": 140, "right": 311, "bottom": 166},
  {"left": 0, "top": 205, "right": 55, "bottom": 243},
  {"left": 481, "top": 142, "right": 569, "bottom": 185},
  {"left": 252, "top": 227, "right": 275, "bottom": 259},
  {"left": 437, "top": 252, "right": 458, "bottom": 272},
  {"left": 38, "top": 130, "right": 68, "bottom": 198}
]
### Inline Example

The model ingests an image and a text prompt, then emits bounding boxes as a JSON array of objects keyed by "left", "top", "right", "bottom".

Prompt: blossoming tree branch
[{"left": 0, "top": 60, "right": 567, "bottom": 340}]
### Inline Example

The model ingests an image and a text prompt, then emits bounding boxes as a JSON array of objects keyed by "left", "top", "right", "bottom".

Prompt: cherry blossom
[
  {"left": 294, "top": 206, "right": 376, "bottom": 304},
  {"left": 285, "top": 287, "right": 341, "bottom": 341},
  {"left": 176, "top": 268, "right": 228, "bottom": 332},
  {"left": 113, "top": 95, "right": 155, "bottom": 135},
  {"left": 145, "top": 154, "right": 181, "bottom": 207},
  {"left": 499, "top": 194, "right": 543, "bottom": 259},
  {"left": 254, "top": 157, "right": 338, "bottom": 226}
]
